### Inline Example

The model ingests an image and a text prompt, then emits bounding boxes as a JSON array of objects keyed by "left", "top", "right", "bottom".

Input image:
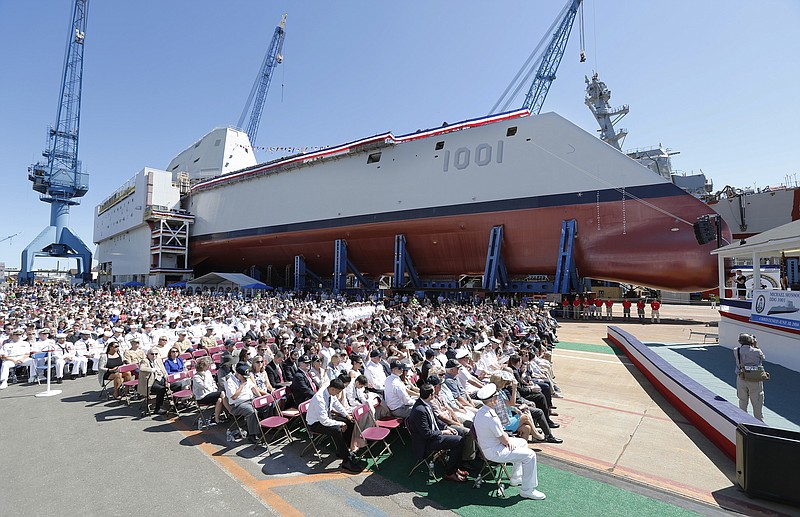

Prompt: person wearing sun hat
[{"left": 473, "top": 383, "right": 546, "bottom": 501}]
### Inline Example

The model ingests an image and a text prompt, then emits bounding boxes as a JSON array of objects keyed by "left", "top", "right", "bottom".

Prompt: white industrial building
[{"left": 92, "top": 127, "right": 257, "bottom": 286}]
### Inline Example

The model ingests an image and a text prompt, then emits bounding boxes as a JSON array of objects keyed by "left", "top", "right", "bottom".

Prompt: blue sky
[{"left": 1, "top": 0, "right": 798, "bottom": 270}]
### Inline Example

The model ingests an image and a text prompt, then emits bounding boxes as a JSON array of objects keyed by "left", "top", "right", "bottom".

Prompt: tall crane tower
[
  {"left": 19, "top": 0, "right": 92, "bottom": 284},
  {"left": 237, "top": 15, "right": 286, "bottom": 146},
  {"left": 490, "top": 0, "right": 584, "bottom": 115}
]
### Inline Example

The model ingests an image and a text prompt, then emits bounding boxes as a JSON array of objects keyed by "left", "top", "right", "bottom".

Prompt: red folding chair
[
  {"left": 252, "top": 394, "right": 291, "bottom": 455},
  {"left": 196, "top": 394, "right": 218, "bottom": 429},
  {"left": 166, "top": 371, "right": 195, "bottom": 416},
  {"left": 208, "top": 345, "right": 224, "bottom": 354},
  {"left": 192, "top": 349, "right": 208, "bottom": 359},
  {"left": 234, "top": 341, "right": 244, "bottom": 349},
  {"left": 179, "top": 352, "right": 192, "bottom": 361},
  {"left": 119, "top": 363, "right": 140, "bottom": 406},
  {"left": 373, "top": 397, "right": 405, "bottom": 445},
  {"left": 298, "top": 400, "right": 331, "bottom": 464},
  {"left": 353, "top": 402, "right": 392, "bottom": 470},
  {"left": 272, "top": 386, "right": 301, "bottom": 440}
]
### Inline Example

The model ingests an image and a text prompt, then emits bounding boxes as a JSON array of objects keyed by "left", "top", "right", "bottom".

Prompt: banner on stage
[{"left": 750, "top": 289, "right": 800, "bottom": 330}]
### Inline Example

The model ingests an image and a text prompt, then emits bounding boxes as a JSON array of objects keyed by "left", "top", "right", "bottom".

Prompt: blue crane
[
  {"left": 490, "top": 0, "right": 584, "bottom": 115},
  {"left": 19, "top": 0, "right": 92, "bottom": 284},
  {"left": 238, "top": 15, "right": 286, "bottom": 146}
]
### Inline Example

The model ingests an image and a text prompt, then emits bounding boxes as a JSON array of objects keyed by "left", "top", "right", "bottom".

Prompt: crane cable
[
  {"left": 579, "top": 1, "right": 586, "bottom": 62},
  {"left": 490, "top": 2, "right": 569, "bottom": 115}
]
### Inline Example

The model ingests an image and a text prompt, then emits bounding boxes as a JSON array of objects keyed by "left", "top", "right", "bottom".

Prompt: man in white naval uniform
[
  {"left": 33, "top": 329, "right": 55, "bottom": 381},
  {"left": 54, "top": 333, "right": 88, "bottom": 380},
  {"left": 472, "top": 384, "right": 546, "bottom": 500},
  {"left": 0, "top": 329, "right": 37, "bottom": 388}
]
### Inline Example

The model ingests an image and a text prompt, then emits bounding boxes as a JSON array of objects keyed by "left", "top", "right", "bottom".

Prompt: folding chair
[
  {"left": 407, "top": 449, "right": 448, "bottom": 480},
  {"left": 252, "top": 394, "right": 291, "bottom": 455},
  {"left": 272, "top": 386, "right": 301, "bottom": 440},
  {"left": 98, "top": 366, "right": 115, "bottom": 400},
  {"left": 234, "top": 341, "right": 244, "bottom": 349},
  {"left": 208, "top": 345, "right": 225, "bottom": 355},
  {"left": 165, "top": 371, "right": 195, "bottom": 417},
  {"left": 192, "top": 349, "right": 209, "bottom": 359},
  {"left": 196, "top": 396, "right": 217, "bottom": 429},
  {"left": 227, "top": 412, "right": 248, "bottom": 440},
  {"left": 373, "top": 397, "right": 405, "bottom": 445},
  {"left": 352, "top": 402, "right": 392, "bottom": 470},
  {"left": 471, "top": 429, "right": 512, "bottom": 497},
  {"left": 139, "top": 378, "right": 155, "bottom": 416},
  {"left": 297, "top": 400, "right": 332, "bottom": 464},
  {"left": 404, "top": 414, "right": 457, "bottom": 480},
  {"left": 179, "top": 352, "right": 193, "bottom": 362},
  {"left": 119, "top": 363, "right": 140, "bottom": 406}
]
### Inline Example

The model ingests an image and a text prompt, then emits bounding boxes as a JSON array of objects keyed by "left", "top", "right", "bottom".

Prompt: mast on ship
[{"left": 584, "top": 73, "right": 628, "bottom": 150}]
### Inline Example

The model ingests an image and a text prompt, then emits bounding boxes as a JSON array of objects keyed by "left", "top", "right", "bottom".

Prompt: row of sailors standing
[{"left": 560, "top": 296, "right": 662, "bottom": 322}]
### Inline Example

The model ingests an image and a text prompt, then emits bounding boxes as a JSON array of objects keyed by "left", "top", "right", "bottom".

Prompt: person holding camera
[
  {"left": 224, "top": 362, "right": 263, "bottom": 442},
  {"left": 734, "top": 333, "right": 766, "bottom": 421}
]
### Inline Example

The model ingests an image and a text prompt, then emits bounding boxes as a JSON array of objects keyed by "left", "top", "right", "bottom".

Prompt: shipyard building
[{"left": 93, "top": 128, "right": 254, "bottom": 286}]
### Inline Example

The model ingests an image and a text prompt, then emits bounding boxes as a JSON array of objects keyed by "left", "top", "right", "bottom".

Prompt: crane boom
[
  {"left": 238, "top": 15, "right": 286, "bottom": 146},
  {"left": 490, "top": 0, "right": 583, "bottom": 115}
]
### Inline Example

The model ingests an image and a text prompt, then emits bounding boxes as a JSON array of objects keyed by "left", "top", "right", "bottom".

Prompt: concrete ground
[{"left": 1, "top": 304, "right": 797, "bottom": 516}]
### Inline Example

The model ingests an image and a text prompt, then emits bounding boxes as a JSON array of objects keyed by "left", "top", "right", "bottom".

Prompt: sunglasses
[{"left": 254, "top": 360, "right": 263, "bottom": 364}]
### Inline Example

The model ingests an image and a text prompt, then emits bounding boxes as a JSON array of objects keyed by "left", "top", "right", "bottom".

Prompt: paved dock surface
[{"left": 2, "top": 304, "right": 798, "bottom": 516}]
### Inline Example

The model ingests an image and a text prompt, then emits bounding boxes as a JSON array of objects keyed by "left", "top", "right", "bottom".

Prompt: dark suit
[
  {"left": 266, "top": 360, "right": 286, "bottom": 387},
  {"left": 511, "top": 366, "right": 552, "bottom": 421},
  {"left": 289, "top": 369, "right": 317, "bottom": 407},
  {"left": 406, "top": 398, "right": 462, "bottom": 475},
  {"left": 419, "top": 360, "right": 433, "bottom": 388},
  {"left": 282, "top": 360, "right": 298, "bottom": 381}
]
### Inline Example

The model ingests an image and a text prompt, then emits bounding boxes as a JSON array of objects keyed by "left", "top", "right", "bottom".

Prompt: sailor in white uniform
[
  {"left": 0, "top": 329, "right": 37, "bottom": 388},
  {"left": 472, "top": 384, "right": 546, "bottom": 500},
  {"left": 54, "top": 333, "right": 88, "bottom": 379}
]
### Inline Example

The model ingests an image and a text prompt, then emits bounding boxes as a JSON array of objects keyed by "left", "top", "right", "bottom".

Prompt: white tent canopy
[{"left": 186, "top": 272, "right": 264, "bottom": 292}]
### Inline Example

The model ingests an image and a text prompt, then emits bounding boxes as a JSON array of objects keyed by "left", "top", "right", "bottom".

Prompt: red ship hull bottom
[{"left": 190, "top": 195, "right": 729, "bottom": 292}]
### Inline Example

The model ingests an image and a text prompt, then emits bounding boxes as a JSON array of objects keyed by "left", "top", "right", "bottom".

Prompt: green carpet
[
  {"left": 555, "top": 340, "right": 622, "bottom": 356},
  {"left": 365, "top": 441, "right": 699, "bottom": 517}
]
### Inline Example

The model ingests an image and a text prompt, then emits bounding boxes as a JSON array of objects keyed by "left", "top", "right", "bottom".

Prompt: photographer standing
[{"left": 734, "top": 333, "right": 766, "bottom": 421}]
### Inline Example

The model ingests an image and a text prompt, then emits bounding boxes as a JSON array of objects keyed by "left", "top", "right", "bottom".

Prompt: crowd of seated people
[{"left": 0, "top": 285, "right": 565, "bottom": 479}]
